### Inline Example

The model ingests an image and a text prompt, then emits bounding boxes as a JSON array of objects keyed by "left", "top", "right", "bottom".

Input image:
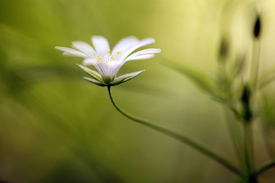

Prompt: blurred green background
[{"left": 0, "top": 0, "right": 275, "bottom": 182}]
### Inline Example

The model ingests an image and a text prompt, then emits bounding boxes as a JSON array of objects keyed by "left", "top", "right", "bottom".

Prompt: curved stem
[
  {"left": 252, "top": 159, "right": 275, "bottom": 177},
  {"left": 107, "top": 86, "right": 243, "bottom": 177}
]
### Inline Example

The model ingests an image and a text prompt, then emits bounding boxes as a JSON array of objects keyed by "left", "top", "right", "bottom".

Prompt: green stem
[
  {"left": 243, "top": 122, "right": 254, "bottom": 175},
  {"left": 241, "top": 39, "right": 260, "bottom": 179},
  {"left": 252, "top": 159, "right": 275, "bottom": 176},
  {"left": 250, "top": 40, "right": 260, "bottom": 91},
  {"left": 107, "top": 86, "right": 243, "bottom": 177},
  {"left": 224, "top": 107, "right": 245, "bottom": 171}
]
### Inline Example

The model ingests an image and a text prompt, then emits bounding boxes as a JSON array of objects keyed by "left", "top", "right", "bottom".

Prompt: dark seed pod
[
  {"left": 253, "top": 14, "right": 261, "bottom": 39},
  {"left": 218, "top": 38, "right": 229, "bottom": 61},
  {"left": 241, "top": 85, "right": 251, "bottom": 107},
  {"left": 240, "top": 85, "right": 253, "bottom": 122}
]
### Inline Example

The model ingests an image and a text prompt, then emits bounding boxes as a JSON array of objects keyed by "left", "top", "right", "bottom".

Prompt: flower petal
[
  {"left": 119, "top": 38, "right": 155, "bottom": 61},
  {"left": 124, "top": 48, "right": 161, "bottom": 61},
  {"left": 72, "top": 41, "right": 96, "bottom": 57},
  {"left": 83, "top": 77, "right": 107, "bottom": 86},
  {"left": 78, "top": 64, "right": 103, "bottom": 82},
  {"left": 93, "top": 61, "right": 124, "bottom": 82},
  {"left": 55, "top": 46, "right": 87, "bottom": 58},
  {"left": 83, "top": 58, "right": 96, "bottom": 66},
  {"left": 111, "top": 36, "right": 139, "bottom": 55},
  {"left": 124, "top": 54, "right": 155, "bottom": 61},
  {"left": 109, "top": 70, "right": 145, "bottom": 86},
  {"left": 91, "top": 36, "right": 110, "bottom": 57}
]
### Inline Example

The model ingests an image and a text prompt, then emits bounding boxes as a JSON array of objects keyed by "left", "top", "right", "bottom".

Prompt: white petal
[
  {"left": 72, "top": 41, "right": 96, "bottom": 57},
  {"left": 83, "top": 58, "right": 97, "bottom": 66},
  {"left": 91, "top": 36, "right": 110, "bottom": 57},
  {"left": 119, "top": 38, "right": 155, "bottom": 61},
  {"left": 55, "top": 46, "right": 87, "bottom": 58},
  {"left": 111, "top": 36, "right": 139, "bottom": 55},
  {"left": 125, "top": 54, "right": 155, "bottom": 61},
  {"left": 93, "top": 61, "right": 124, "bottom": 81},
  {"left": 124, "top": 48, "right": 161, "bottom": 61}
]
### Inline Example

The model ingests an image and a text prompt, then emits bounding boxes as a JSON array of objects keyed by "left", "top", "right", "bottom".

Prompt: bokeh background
[{"left": 0, "top": 0, "right": 275, "bottom": 182}]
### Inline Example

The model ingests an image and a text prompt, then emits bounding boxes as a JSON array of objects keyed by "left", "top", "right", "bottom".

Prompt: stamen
[
  {"left": 105, "top": 55, "right": 108, "bottom": 63},
  {"left": 110, "top": 56, "right": 115, "bottom": 60},
  {"left": 107, "top": 50, "right": 110, "bottom": 53},
  {"left": 94, "top": 53, "right": 96, "bottom": 56},
  {"left": 117, "top": 51, "right": 121, "bottom": 54},
  {"left": 97, "top": 56, "right": 102, "bottom": 62}
]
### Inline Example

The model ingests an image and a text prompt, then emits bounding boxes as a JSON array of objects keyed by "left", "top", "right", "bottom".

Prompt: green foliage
[{"left": 162, "top": 59, "right": 218, "bottom": 96}]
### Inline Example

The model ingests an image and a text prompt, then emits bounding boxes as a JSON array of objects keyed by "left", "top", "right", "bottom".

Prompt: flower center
[{"left": 95, "top": 50, "right": 121, "bottom": 63}]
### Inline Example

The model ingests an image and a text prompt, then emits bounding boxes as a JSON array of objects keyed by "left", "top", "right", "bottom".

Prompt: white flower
[{"left": 56, "top": 36, "right": 161, "bottom": 86}]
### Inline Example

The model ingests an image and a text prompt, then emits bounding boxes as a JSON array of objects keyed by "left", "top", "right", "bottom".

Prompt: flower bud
[
  {"left": 253, "top": 14, "right": 261, "bottom": 39},
  {"left": 241, "top": 85, "right": 250, "bottom": 107},
  {"left": 218, "top": 37, "right": 229, "bottom": 61},
  {"left": 240, "top": 85, "right": 252, "bottom": 122}
]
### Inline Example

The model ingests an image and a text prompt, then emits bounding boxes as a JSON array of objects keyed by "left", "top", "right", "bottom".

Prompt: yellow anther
[
  {"left": 117, "top": 51, "right": 121, "bottom": 54},
  {"left": 111, "top": 56, "right": 115, "bottom": 60},
  {"left": 97, "top": 56, "right": 102, "bottom": 61},
  {"left": 94, "top": 53, "right": 96, "bottom": 56},
  {"left": 107, "top": 50, "right": 110, "bottom": 53}
]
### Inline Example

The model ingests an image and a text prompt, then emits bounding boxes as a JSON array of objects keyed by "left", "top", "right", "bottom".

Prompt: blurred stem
[
  {"left": 224, "top": 107, "right": 245, "bottom": 171},
  {"left": 260, "top": 95, "right": 275, "bottom": 159},
  {"left": 241, "top": 159, "right": 275, "bottom": 183},
  {"left": 217, "top": 61, "right": 227, "bottom": 97},
  {"left": 252, "top": 159, "right": 275, "bottom": 177},
  {"left": 250, "top": 40, "right": 260, "bottom": 91},
  {"left": 241, "top": 39, "right": 260, "bottom": 181},
  {"left": 243, "top": 122, "right": 254, "bottom": 175},
  {"left": 107, "top": 86, "right": 243, "bottom": 177},
  {"left": 217, "top": 60, "right": 244, "bottom": 170}
]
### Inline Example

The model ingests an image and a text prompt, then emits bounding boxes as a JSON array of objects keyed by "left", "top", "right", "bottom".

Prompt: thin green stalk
[
  {"left": 260, "top": 95, "right": 275, "bottom": 159},
  {"left": 107, "top": 86, "right": 243, "bottom": 177},
  {"left": 224, "top": 107, "right": 245, "bottom": 171},
  {"left": 252, "top": 159, "right": 275, "bottom": 177},
  {"left": 243, "top": 122, "right": 254, "bottom": 175},
  {"left": 250, "top": 37, "right": 261, "bottom": 91},
  {"left": 242, "top": 39, "right": 260, "bottom": 177}
]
